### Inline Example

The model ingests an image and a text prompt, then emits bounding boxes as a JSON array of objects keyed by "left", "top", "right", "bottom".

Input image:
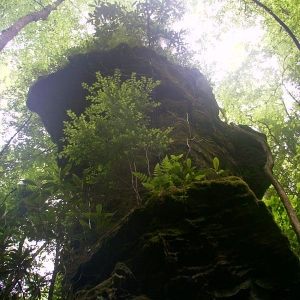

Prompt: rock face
[
  {"left": 70, "top": 178, "right": 300, "bottom": 299},
  {"left": 26, "top": 44, "right": 300, "bottom": 299},
  {"left": 27, "top": 43, "right": 268, "bottom": 198}
]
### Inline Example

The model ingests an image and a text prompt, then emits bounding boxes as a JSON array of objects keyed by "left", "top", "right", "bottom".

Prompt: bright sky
[{"left": 178, "top": 12, "right": 265, "bottom": 80}]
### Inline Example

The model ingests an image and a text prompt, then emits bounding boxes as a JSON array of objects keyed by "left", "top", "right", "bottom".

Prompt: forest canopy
[{"left": 0, "top": 0, "right": 300, "bottom": 298}]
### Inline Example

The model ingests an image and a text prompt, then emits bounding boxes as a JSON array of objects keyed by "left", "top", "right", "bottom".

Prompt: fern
[
  {"left": 132, "top": 172, "right": 150, "bottom": 183},
  {"left": 133, "top": 155, "right": 226, "bottom": 201}
]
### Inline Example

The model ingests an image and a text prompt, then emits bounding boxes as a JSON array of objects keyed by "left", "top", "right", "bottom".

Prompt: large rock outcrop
[
  {"left": 27, "top": 43, "right": 269, "bottom": 198},
  {"left": 26, "top": 44, "right": 300, "bottom": 299}
]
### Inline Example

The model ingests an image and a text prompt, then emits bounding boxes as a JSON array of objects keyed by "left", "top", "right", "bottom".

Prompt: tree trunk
[
  {"left": 235, "top": 123, "right": 300, "bottom": 244},
  {"left": 48, "top": 241, "right": 61, "bottom": 300},
  {"left": 0, "top": 0, "right": 65, "bottom": 52}
]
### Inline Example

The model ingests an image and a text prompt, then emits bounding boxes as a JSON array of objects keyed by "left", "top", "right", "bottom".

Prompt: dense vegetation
[{"left": 0, "top": 0, "right": 299, "bottom": 298}]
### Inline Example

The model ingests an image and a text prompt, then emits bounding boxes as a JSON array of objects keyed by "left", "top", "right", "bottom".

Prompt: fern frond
[
  {"left": 132, "top": 172, "right": 150, "bottom": 183},
  {"left": 153, "top": 163, "right": 163, "bottom": 177}
]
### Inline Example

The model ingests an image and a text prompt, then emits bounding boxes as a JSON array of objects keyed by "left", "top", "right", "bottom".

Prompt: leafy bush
[
  {"left": 88, "top": 0, "right": 187, "bottom": 53},
  {"left": 61, "top": 70, "right": 172, "bottom": 183},
  {"left": 79, "top": 204, "right": 113, "bottom": 235}
]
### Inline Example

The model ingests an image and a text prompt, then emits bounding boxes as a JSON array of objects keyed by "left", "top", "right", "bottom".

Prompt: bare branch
[
  {"left": 251, "top": 0, "right": 300, "bottom": 52},
  {"left": 0, "top": 0, "right": 65, "bottom": 52},
  {"left": 0, "top": 114, "right": 32, "bottom": 159},
  {"left": 256, "top": 120, "right": 281, "bottom": 148},
  {"left": 283, "top": 83, "right": 300, "bottom": 105}
]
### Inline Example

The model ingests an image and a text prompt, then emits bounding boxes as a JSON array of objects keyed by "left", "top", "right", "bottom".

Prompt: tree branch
[
  {"left": 283, "top": 83, "right": 300, "bottom": 105},
  {"left": 251, "top": 0, "right": 300, "bottom": 52},
  {"left": 0, "top": 0, "right": 65, "bottom": 52},
  {"left": 256, "top": 120, "right": 281, "bottom": 148},
  {"left": 0, "top": 114, "right": 32, "bottom": 159}
]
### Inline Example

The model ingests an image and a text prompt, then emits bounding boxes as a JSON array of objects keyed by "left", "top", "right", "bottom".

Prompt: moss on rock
[{"left": 68, "top": 178, "right": 300, "bottom": 299}]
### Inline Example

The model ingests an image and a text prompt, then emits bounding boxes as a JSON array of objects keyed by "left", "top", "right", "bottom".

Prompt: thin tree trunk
[
  {"left": 251, "top": 0, "right": 300, "bottom": 51},
  {"left": 266, "top": 169, "right": 300, "bottom": 242},
  {"left": 258, "top": 135, "right": 300, "bottom": 243},
  {"left": 48, "top": 241, "right": 60, "bottom": 300},
  {"left": 234, "top": 123, "right": 300, "bottom": 244},
  {"left": 0, "top": 0, "right": 65, "bottom": 52}
]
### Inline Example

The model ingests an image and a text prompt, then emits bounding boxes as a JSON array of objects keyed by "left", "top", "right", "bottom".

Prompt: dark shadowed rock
[{"left": 69, "top": 178, "right": 300, "bottom": 299}]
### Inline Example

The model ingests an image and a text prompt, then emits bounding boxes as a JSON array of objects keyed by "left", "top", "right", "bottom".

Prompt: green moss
[
  {"left": 195, "top": 176, "right": 256, "bottom": 196},
  {"left": 74, "top": 278, "right": 112, "bottom": 300}
]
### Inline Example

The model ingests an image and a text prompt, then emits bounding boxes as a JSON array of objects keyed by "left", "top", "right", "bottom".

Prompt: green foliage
[
  {"left": 264, "top": 193, "right": 300, "bottom": 254},
  {"left": 61, "top": 69, "right": 172, "bottom": 183},
  {"left": 264, "top": 152, "right": 300, "bottom": 257},
  {"left": 88, "top": 0, "right": 187, "bottom": 54},
  {"left": 79, "top": 204, "right": 113, "bottom": 235},
  {"left": 0, "top": 159, "right": 114, "bottom": 298},
  {"left": 0, "top": 236, "right": 48, "bottom": 299},
  {"left": 133, "top": 154, "right": 225, "bottom": 200},
  {"left": 21, "top": 162, "right": 114, "bottom": 241}
]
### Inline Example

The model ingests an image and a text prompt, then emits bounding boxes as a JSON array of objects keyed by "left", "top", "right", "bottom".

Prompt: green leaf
[
  {"left": 82, "top": 212, "right": 92, "bottom": 219},
  {"left": 132, "top": 172, "right": 149, "bottom": 182},
  {"left": 89, "top": 214, "right": 99, "bottom": 225},
  {"left": 79, "top": 220, "right": 91, "bottom": 231},
  {"left": 61, "top": 162, "right": 72, "bottom": 178},
  {"left": 72, "top": 174, "right": 82, "bottom": 186},
  {"left": 195, "top": 169, "right": 212, "bottom": 176},
  {"left": 194, "top": 174, "right": 206, "bottom": 180},
  {"left": 96, "top": 204, "right": 103, "bottom": 215},
  {"left": 23, "top": 179, "right": 38, "bottom": 186},
  {"left": 213, "top": 157, "right": 219, "bottom": 172},
  {"left": 142, "top": 182, "right": 154, "bottom": 190},
  {"left": 170, "top": 154, "right": 183, "bottom": 161},
  {"left": 185, "top": 158, "right": 192, "bottom": 169},
  {"left": 41, "top": 182, "right": 56, "bottom": 189}
]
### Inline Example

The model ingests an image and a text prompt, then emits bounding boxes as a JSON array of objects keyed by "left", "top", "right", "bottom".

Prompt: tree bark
[
  {"left": 258, "top": 134, "right": 300, "bottom": 244},
  {"left": 267, "top": 170, "right": 300, "bottom": 243},
  {"left": 251, "top": 0, "right": 300, "bottom": 52},
  {"left": 0, "top": 0, "right": 65, "bottom": 52}
]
